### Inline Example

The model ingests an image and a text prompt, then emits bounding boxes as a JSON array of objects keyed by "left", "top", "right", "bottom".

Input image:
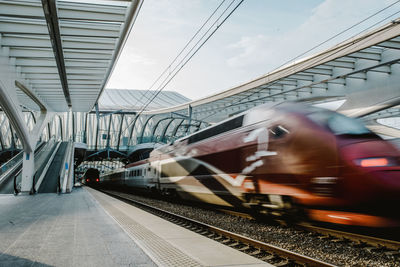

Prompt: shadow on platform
[{"left": 0, "top": 253, "right": 53, "bottom": 266}]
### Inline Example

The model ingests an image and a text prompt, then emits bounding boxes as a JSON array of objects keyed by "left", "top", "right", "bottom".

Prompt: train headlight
[{"left": 354, "top": 157, "right": 393, "bottom": 167}]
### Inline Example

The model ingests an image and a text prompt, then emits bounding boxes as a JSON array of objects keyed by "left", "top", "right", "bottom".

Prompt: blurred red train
[{"left": 100, "top": 102, "right": 400, "bottom": 227}]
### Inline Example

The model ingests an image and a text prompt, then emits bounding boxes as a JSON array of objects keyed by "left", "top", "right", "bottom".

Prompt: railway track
[
  {"left": 99, "top": 188, "right": 336, "bottom": 267},
  {"left": 296, "top": 223, "right": 400, "bottom": 254},
  {"left": 214, "top": 206, "right": 400, "bottom": 255}
]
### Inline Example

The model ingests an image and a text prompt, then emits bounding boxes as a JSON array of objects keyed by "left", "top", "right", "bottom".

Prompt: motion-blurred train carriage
[{"left": 98, "top": 102, "right": 400, "bottom": 227}]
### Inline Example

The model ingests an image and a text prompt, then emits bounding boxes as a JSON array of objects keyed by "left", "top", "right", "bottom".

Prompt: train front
[{"left": 304, "top": 109, "right": 400, "bottom": 227}]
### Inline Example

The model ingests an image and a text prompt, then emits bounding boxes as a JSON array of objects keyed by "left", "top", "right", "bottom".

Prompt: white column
[{"left": 21, "top": 152, "right": 35, "bottom": 192}]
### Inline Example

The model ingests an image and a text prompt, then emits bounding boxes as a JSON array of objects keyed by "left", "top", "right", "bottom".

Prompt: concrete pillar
[{"left": 21, "top": 152, "right": 34, "bottom": 193}]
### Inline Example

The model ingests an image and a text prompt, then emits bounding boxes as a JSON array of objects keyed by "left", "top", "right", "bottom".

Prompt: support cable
[
  {"left": 130, "top": 0, "right": 228, "bottom": 109},
  {"left": 137, "top": 0, "right": 245, "bottom": 118}
]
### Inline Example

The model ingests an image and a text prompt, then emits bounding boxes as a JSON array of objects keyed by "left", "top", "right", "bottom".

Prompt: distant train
[
  {"left": 98, "top": 102, "right": 400, "bottom": 227},
  {"left": 83, "top": 168, "right": 100, "bottom": 185}
]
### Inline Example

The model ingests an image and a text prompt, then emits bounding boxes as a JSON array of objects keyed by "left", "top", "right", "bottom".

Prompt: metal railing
[
  {"left": 0, "top": 151, "right": 23, "bottom": 179},
  {"left": 0, "top": 141, "right": 46, "bottom": 186}
]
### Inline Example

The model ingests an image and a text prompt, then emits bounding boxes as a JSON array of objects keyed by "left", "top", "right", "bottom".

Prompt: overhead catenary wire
[
  {"left": 132, "top": 0, "right": 245, "bottom": 123},
  {"left": 137, "top": 0, "right": 244, "bottom": 116},
  {"left": 129, "top": 0, "right": 228, "bottom": 110}
]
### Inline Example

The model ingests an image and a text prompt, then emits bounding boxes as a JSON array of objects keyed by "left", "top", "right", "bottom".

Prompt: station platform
[{"left": 0, "top": 187, "right": 271, "bottom": 266}]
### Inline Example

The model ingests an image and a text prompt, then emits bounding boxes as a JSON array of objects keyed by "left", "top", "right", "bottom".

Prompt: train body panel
[{"left": 97, "top": 102, "right": 400, "bottom": 227}]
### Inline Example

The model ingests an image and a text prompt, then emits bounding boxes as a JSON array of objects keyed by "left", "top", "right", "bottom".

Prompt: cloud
[
  {"left": 225, "top": 0, "right": 396, "bottom": 74},
  {"left": 108, "top": 0, "right": 399, "bottom": 100},
  {"left": 128, "top": 53, "right": 155, "bottom": 66},
  {"left": 226, "top": 34, "right": 272, "bottom": 68}
]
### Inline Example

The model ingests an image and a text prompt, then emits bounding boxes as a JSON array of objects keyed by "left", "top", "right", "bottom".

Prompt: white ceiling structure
[
  {"left": 98, "top": 89, "right": 191, "bottom": 112},
  {"left": 0, "top": 0, "right": 143, "bottom": 112}
]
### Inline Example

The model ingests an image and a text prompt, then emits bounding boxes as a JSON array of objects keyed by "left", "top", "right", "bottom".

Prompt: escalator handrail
[
  {"left": 0, "top": 140, "right": 47, "bottom": 177},
  {"left": 0, "top": 150, "right": 23, "bottom": 177},
  {"left": 0, "top": 138, "right": 55, "bottom": 186}
]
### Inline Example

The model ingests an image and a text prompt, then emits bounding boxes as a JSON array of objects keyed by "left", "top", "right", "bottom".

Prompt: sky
[{"left": 106, "top": 0, "right": 399, "bottom": 101}]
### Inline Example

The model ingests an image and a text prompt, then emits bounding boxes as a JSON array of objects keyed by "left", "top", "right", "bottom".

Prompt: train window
[
  {"left": 188, "top": 115, "right": 244, "bottom": 144},
  {"left": 270, "top": 125, "right": 289, "bottom": 139},
  {"left": 308, "top": 112, "right": 371, "bottom": 135}
]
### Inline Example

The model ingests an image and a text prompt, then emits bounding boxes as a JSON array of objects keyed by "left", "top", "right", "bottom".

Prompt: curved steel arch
[
  {"left": 116, "top": 113, "right": 125, "bottom": 151},
  {"left": 151, "top": 116, "right": 172, "bottom": 142},
  {"left": 171, "top": 119, "right": 185, "bottom": 138},
  {"left": 138, "top": 114, "right": 157, "bottom": 144},
  {"left": 160, "top": 118, "right": 175, "bottom": 143},
  {"left": 127, "top": 115, "right": 140, "bottom": 148}
]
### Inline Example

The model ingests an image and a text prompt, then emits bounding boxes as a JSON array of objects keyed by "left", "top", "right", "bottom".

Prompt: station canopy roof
[
  {"left": 0, "top": 0, "right": 142, "bottom": 112},
  {"left": 98, "top": 89, "right": 191, "bottom": 112}
]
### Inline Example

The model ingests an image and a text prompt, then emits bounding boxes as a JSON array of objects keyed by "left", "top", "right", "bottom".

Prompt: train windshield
[{"left": 308, "top": 111, "right": 371, "bottom": 135}]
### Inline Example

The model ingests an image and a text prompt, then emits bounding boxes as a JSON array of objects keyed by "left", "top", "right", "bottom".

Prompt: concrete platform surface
[
  {"left": 0, "top": 188, "right": 156, "bottom": 267},
  {"left": 87, "top": 187, "right": 272, "bottom": 267},
  {"left": 0, "top": 187, "right": 272, "bottom": 267}
]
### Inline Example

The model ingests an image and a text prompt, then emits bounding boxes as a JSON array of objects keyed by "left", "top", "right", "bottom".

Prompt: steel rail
[
  {"left": 215, "top": 206, "right": 400, "bottom": 253},
  {"left": 98, "top": 189, "right": 337, "bottom": 267},
  {"left": 214, "top": 206, "right": 400, "bottom": 252},
  {"left": 297, "top": 223, "right": 400, "bottom": 251}
]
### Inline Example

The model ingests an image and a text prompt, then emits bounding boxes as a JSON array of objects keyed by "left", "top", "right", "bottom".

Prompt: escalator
[
  {"left": 38, "top": 142, "right": 68, "bottom": 193},
  {"left": 0, "top": 141, "right": 48, "bottom": 194}
]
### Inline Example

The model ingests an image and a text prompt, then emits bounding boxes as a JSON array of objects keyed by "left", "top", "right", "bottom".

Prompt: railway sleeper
[
  {"left": 188, "top": 225, "right": 199, "bottom": 231},
  {"left": 221, "top": 238, "right": 233, "bottom": 244},
  {"left": 248, "top": 248, "right": 263, "bottom": 256},
  {"left": 238, "top": 244, "right": 251, "bottom": 251},
  {"left": 211, "top": 234, "right": 222, "bottom": 239},
  {"left": 199, "top": 230, "right": 209, "bottom": 235},
  {"left": 227, "top": 241, "right": 241, "bottom": 247},
  {"left": 274, "top": 259, "right": 295, "bottom": 267},
  {"left": 258, "top": 252, "right": 276, "bottom": 261}
]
